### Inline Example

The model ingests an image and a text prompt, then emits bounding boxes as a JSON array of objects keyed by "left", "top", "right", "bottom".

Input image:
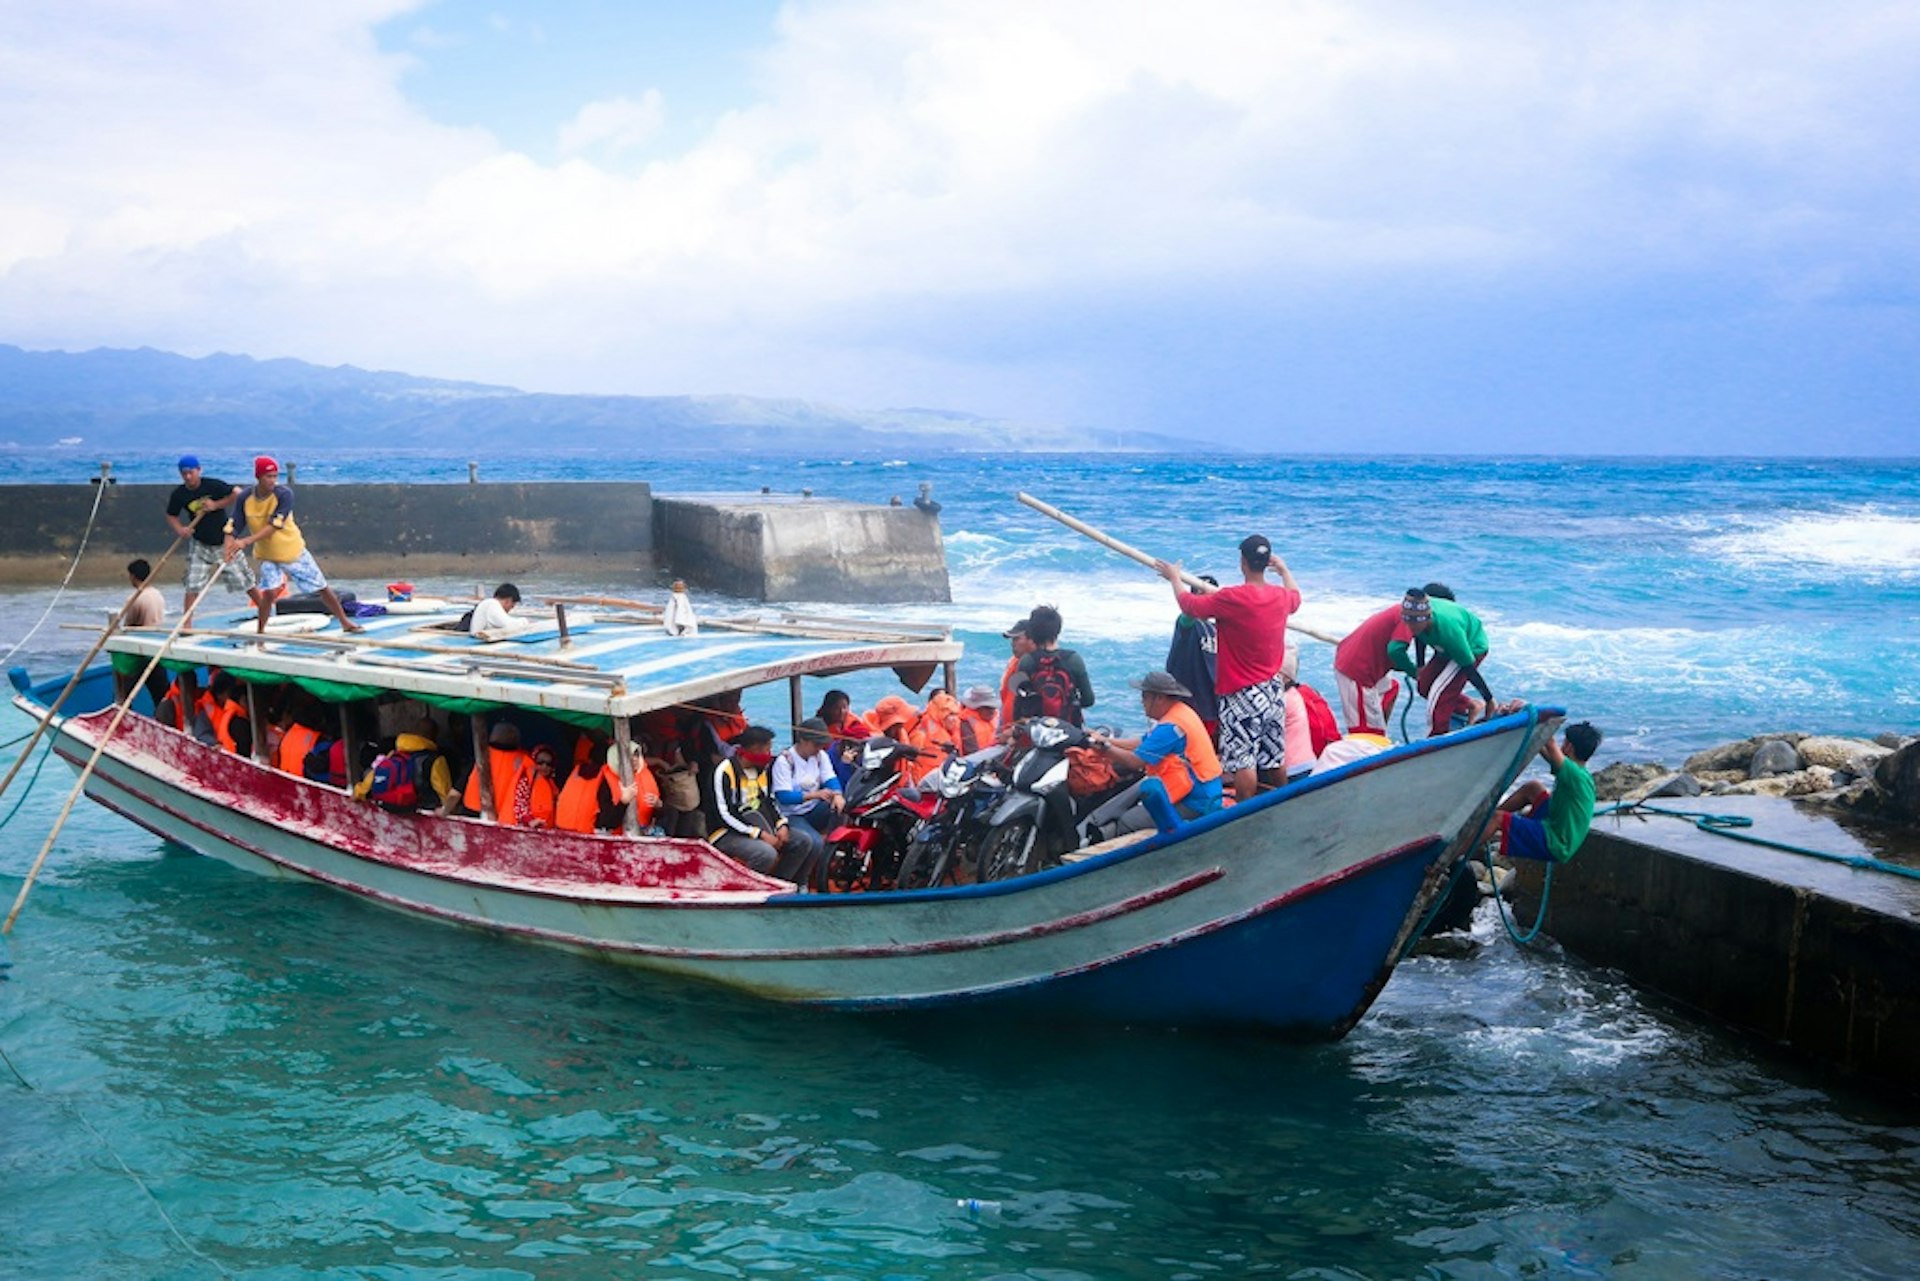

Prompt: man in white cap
[{"left": 1087, "top": 670, "right": 1225, "bottom": 837}]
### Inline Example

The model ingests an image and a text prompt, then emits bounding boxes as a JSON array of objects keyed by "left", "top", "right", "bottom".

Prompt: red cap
[{"left": 254, "top": 455, "right": 279, "bottom": 478}]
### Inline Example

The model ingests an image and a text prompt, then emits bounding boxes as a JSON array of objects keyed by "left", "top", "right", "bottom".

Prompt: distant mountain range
[{"left": 0, "top": 344, "right": 1182, "bottom": 454}]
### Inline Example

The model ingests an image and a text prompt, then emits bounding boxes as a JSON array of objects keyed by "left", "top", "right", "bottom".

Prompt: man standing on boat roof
[
  {"left": 165, "top": 455, "right": 253, "bottom": 618},
  {"left": 1155, "top": 534, "right": 1301, "bottom": 801},
  {"left": 224, "top": 456, "right": 363, "bottom": 635}
]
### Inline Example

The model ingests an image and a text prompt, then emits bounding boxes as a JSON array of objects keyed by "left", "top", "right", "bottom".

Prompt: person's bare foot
[{"left": 341, "top": 620, "right": 365, "bottom": 634}]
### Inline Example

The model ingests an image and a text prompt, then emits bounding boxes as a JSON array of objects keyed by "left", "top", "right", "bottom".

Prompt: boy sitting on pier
[{"left": 1486, "top": 720, "right": 1603, "bottom": 863}]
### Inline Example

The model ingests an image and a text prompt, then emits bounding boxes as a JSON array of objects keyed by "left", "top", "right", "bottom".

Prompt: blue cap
[{"left": 177, "top": 454, "right": 200, "bottom": 471}]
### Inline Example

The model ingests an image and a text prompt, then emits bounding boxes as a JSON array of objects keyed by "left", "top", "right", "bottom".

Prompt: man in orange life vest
[
  {"left": 449, "top": 721, "right": 538, "bottom": 825},
  {"left": 1085, "top": 671, "right": 1225, "bottom": 837}
]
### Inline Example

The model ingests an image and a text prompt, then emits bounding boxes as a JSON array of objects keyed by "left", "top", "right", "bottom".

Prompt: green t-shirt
[
  {"left": 1546, "top": 755, "right": 1595, "bottom": 862},
  {"left": 1388, "top": 598, "right": 1488, "bottom": 673}
]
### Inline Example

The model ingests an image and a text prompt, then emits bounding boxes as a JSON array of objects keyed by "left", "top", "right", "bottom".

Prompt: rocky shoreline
[{"left": 1593, "top": 731, "right": 1920, "bottom": 826}]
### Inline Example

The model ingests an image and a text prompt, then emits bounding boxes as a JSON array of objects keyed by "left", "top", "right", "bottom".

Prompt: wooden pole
[
  {"left": 5, "top": 584, "right": 204, "bottom": 934},
  {"left": 788, "top": 676, "right": 804, "bottom": 737},
  {"left": 0, "top": 529, "right": 194, "bottom": 810},
  {"left": 245, "top": 681, "right": 265, "bottom": 763},
  {"left": 555, "top": 603, "right": 571, "bottom": 648},
  {"left": 338, "top": 704, "right": 355, "bottom": 790},
  {"left": 470, "top": 715, "right": 496, "bottom": 821},
  {"left": 1014, "top": 491, "right": 1340, "bottom": 645}
]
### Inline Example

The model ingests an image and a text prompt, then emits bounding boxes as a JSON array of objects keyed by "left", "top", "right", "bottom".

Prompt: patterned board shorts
[
  {"left": 1217, "top": 672, "right": 1290, "bottom": 774},
  {"left": 184, "top": 539, "right": 255, "bottom": 593},
  {"left": 255, "top": 549, "right": 328, "bottom": 597}
]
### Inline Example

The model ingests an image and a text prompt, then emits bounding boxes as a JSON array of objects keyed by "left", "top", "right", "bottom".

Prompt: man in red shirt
[
  {"left": 1333, "top": 599, "right": 1409, "bottom": 736},
  {"left": 1155, "top": 534, "right": 1302, "bottom": 800}
]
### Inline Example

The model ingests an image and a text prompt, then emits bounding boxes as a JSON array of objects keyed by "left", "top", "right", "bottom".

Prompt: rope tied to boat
[{"left": 1598, "top": 801, "right": 1920, "bottom": 883}]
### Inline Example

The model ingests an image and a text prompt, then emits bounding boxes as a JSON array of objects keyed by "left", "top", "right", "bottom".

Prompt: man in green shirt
[
  {"left": 1484, "top": 721, "right": 1602, "bottom": 863},
  {"left": 1388, "top": 588, "right": 1494, "bottom": 737}
]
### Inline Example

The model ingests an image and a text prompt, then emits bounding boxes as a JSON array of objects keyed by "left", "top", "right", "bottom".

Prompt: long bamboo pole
[
  {"left": 5, "top": 575, "right": 207, "bottom": 933},
  {"left": 0, "top": 528, "right": 194, "bottom": 811},
  {"left": 1015, "top": 491, "right": 1340, "bottom": 645}
]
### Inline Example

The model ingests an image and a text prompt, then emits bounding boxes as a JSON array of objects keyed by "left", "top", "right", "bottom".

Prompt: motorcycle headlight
[
  {"left": 1032, "top": 758, "right": 1072, "bottom": 794},
  {"left": 1026, "top": 718, "right": 1071, "bottom": 750},
  {"left": 936, "top": 759, "right": 970, "bottom": 798}
]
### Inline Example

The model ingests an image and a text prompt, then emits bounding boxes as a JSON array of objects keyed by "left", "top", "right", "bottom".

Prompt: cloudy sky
[{"left": 1, "top": 0, "right": 1916, "bottom": 452}]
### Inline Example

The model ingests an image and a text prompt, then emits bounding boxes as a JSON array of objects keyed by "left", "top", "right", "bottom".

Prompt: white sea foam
[{"left": 1696, "top": 507, "right": 1920, "bottom": 575}]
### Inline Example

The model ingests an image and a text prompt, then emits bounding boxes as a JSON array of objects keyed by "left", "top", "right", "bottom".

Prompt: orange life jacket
[
  {"left": 204, "top": 697, "right": 246, "bottom": 754},
  {"left": 528, "top": 772, "right": 557, "bottom": 827},
  {"left": 276, "top": 723, "right": 320, "bottom": 775},
  {"left": 555, "top": 765, "right": 622, "bottom": 833},
  {"left": 956, "top": 707, "right": 997, "bottom": 755},
  {"left": 1147, "top": 701, "right": 1223, "bottom": 807},
  {"left": 631, "top": 760, "right": 661, "bottom": 827},
  {"left": 156, "top": 677, "right": 188, "bottom": 731},
  {"left": 462, "top": 748, "right": 535, "bottom": 824},
  {"left": 999, "top": 655, "right": 1021, "bottom": 728}
]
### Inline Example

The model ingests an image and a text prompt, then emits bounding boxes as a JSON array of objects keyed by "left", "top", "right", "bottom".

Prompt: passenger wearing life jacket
[
  {"left": 452, "top": 721, "right": 538, "bottom": 825},
  {"left": 908, "top": 690, "right": 963, "bottom": 781},
  {"left": 526, "top": 744, "right": 560, "bottom": 828},
  {"left": 815, "top": 689, "right": 869, "bottom": 787},
  {"left": 955, "top": 686, "right": 1000, "bottom": 755},
  {"left": 997, "top": 617, "right": 1034, "bottom": 730},
  {"left": 190, "top": 671, "right": 250, "bottom": 755},
  {"left": 155, "top": 675, "right": 191, "bottom": 732},
  {"left": 862, "top": 695, "right": 921, "bottom": 782},
  {"left": 353, "top": 719, "right": 452, "bottom": 813},
  {"left": 555, "top": 739, "right": 629, "bottom": 833},
  {"left": 1084, "top": 670, "right": 1224, "bottom": 837},
  {"left": 275, "top": 713, "right": 323, "bottom": 776}
]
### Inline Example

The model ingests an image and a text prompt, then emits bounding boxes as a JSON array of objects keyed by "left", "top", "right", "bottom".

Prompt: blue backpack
[{"left": 369, "top": 749, "right": 438, "bottom": 809}]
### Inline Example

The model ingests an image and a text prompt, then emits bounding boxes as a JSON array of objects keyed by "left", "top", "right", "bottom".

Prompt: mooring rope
[
  {"left": 1598, "top": 801, "right": 1920, "bottom": 883},
  {"left": 0, "top": 472, "right": 111, "bottom": 668}
]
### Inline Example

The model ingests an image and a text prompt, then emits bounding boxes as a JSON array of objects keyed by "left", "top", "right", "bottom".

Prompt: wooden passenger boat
[{"left": 9, "top": 604, "right": 1557, "bottom": 1037}]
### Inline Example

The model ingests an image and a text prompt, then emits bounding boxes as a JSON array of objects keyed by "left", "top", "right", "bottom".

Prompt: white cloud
[
  {"left": 556, "top": 91, "right": 665, "bottom": 159},
  {"left": 0, "top": 0, "right": 1917, "bottom": 430}
]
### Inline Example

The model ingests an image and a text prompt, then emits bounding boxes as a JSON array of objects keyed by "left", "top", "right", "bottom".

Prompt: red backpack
[
  {"left": 1016, "top": 652, "right": 1083, "bottom": 725},
  {"left": 1297, "top": 683, "right": 1342, "bottom": 757}
]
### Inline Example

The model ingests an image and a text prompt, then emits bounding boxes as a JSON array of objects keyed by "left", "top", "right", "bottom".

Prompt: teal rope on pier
[{"left": 1600, "top": 802, "right": 1920, "bottom": 883}]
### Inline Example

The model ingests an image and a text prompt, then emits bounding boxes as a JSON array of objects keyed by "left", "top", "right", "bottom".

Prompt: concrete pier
[
  {"left": 1510, "top": 797, "right": 1920, "bottom": 1096},
  {"left": 653, "top": 493, "right": 950, "bottom": 603},
  {"left": 0, "top": 481, "right": 951, "bottom": 602}
]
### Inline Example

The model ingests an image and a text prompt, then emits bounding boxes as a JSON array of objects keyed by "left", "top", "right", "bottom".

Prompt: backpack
[
  {"left": 1017, "top": 652, "right": 1082, "bottom": 725},
  {"left": 302, "top": 737, "right": 337, "bottom": 784},
  {"left": 1297, "top": 683, "right": 1342, "bottom": 757},
  {"left": 368, "top": 748, "right": 437, "bottom": 809}
]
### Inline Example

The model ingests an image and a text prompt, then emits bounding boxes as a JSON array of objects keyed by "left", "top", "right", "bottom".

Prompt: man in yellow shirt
[{"left": 224, "top": 455, "right": 363, "bottom": 635}]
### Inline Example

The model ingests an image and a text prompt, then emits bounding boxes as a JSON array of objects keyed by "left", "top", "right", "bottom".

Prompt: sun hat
[
  {"left": 1130, "top": 670, "right": 1192, "bottom": 698},
  {"left": 959, "top": 685, "right": 999, "bottom": 710}
]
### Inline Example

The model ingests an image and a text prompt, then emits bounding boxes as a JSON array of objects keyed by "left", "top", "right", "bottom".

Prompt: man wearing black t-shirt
[{"left": 164, "top": 454, "right": 252, "bottom": 616}]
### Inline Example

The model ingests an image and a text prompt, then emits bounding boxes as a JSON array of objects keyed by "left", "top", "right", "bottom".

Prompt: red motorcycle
[{"left": 819, "top": 736, "right": 937, "bottom": 892}]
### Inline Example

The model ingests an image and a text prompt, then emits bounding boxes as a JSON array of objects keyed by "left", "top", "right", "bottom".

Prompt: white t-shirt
[
  {"left": 771, "top": 746, "right": 837, "bottom": 818},
  {"left": 469, "top": 597, "right": 529, "bottom": 635},
  {"left": 124, "top": 586, "right": 165, "bottom": 628}
]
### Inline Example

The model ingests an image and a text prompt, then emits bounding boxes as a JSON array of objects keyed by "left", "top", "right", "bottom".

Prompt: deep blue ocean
[{"left": 3, "top": 449, "right": 1918, "bottom": 1279}]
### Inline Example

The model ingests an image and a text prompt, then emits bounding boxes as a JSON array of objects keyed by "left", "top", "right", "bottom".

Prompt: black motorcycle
[
  {"left": 974, "top": 716, "right": 1091, "bottom": 883},
  {"left": 895, "top": 744, "right": 1007, "bottom": 890},
  {"left": 819, "top": 735, "right": 934, "bottom": 892}
]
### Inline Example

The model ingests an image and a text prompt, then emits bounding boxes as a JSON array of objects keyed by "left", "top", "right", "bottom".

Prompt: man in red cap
[{"left": 224, "top": 456, "right": 363, "bottom": 634}]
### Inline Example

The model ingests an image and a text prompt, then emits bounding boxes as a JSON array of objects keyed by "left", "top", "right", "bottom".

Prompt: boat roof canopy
[{"left": 103, "top": 604, "right": 962, "bottom": 725}]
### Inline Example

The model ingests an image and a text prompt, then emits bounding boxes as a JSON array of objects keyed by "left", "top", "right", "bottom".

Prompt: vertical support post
[
  {"left": 612, "top": 715, "right": 641, "bottom": 836},
  {"left": 337, "top": 703, "right": 355, "bottom": 790},
  {"left": 789, "top": 675, "right": 804, "bottom": 735},
  {"left": 245, "top": 682, "right": 265, "bottom": 763},
  {"left": 470, "top": 714, "right": 496, "bottom": 820},
  {"left": 942, "top": 660, "right": 957, "bottom": 695},
  {"left": 556, "top": 603, "right": 571, "bottom": 648}
]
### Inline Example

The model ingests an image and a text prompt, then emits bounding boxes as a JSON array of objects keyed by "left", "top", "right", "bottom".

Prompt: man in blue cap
[{"left": 164, "top": 455, "right": 252, "bottom": 617}]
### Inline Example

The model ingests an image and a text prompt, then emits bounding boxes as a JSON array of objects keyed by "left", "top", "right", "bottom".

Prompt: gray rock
[
  {"left": 1621, "top": 771, "right": 1703, "bottom": 803},
  {"left": 1722, "top": 767, "right": 1836, "bottom": 798},
  {"left": 1682, "top": 733, "right": 1807, "bottom": 775},
  {"left": 1748, "top": 740, "right": 1804, "bottom": 778},
  {"left": 1872, "top": 742, "right": 1920, "bottom": 823},
  {"left": 1592, "top": 761, "right": 1669, "bottom": 802},
  {"left": 1876, "top": 732, "right": 1909, "bottom": 749},
  {"left": 1796, "top": 735, "right": 1887, "bottom": 771}
]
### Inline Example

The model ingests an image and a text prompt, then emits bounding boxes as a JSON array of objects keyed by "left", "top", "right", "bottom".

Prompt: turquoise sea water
[{"left": 3, "top": 451, "right": 1919, "bottom": 1278}]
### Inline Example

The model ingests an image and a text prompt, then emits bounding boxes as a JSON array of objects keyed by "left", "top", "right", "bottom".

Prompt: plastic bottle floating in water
[{"left": 956, "top": 1198, "right": 1002, "bottom": 1220}]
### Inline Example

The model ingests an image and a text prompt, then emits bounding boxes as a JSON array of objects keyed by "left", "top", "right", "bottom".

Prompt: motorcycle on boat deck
[
  {"left": 894, "top": 744, "right": 1007, "bottom": 890},
  {"left": 819, "top": 735, "right": 935, "bottom": 892},
  {"left": 975, "top": 715, "right": 1098, "bottom": 883}
]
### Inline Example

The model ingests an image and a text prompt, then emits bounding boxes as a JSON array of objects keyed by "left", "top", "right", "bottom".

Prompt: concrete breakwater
[
  {"left": 0, "top": 479, "right": 950, "bottom": 603},
  {"left": 1509, "top": 727, "right": 1920, "bottom": 1097}
]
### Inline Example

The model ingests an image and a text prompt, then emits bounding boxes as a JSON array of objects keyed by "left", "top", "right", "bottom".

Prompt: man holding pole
[
  {"left": 164, "top": 455, "right": 251, "bottom": 618},
  {"left": 1154, "top": 535, "right": 1301, "bottom": 801},
  {"left": 224, "top": 456, "right": 363, "bottom": 635}
]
